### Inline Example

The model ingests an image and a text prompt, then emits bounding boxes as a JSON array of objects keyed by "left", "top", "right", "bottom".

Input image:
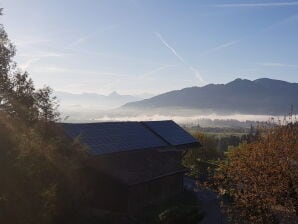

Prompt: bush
[{"left": 158, "top": 206, "right": 204, "bottom": 224}]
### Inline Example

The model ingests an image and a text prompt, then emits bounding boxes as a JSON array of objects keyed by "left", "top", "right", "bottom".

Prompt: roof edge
[{"left": 128, "top": 169, "right": 187, "bottom": 186}]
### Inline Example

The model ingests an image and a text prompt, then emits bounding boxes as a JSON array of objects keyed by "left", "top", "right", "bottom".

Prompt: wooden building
[{"left": 62, "top": 120, "right": 200, "bottom": 212}]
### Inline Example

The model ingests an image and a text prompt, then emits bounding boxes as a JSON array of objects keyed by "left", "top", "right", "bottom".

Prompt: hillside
[{"left": 122, "top": 78, "right": 298, "bottom": 115}]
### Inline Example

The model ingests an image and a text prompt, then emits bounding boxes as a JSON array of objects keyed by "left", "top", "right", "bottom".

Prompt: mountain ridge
[
  {"left": 55, "top": 91, "right": 142, "bottom": 110},
  {"left": 122, "top": 78, "right": 298, "bottom": 115}
]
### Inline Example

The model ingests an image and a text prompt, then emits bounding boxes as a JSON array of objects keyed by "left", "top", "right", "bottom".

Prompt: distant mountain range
[
  {"left": 122, "top": 78, "right": 298, "bottom": 115},
  {"left": 56, "top": 91, "right": 143, "bottom": 110}
]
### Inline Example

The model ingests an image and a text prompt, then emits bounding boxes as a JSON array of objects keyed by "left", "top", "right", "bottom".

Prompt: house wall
[
  {"left": 94, "top": 176, "right": 129, "bottom": 211},
  {"left": 80, "top": 167, "right": 129, "bottom": 212},
  {"left": 82, "top": 149, "right": 185, "bottom": 213},
  {"left": 128, "top": 172, "right": 184, "bottom": 212},
  {"left": 83, "top": 171, "right": 184, "bottom": 213}
]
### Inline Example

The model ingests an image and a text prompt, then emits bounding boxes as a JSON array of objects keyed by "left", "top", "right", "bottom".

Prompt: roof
[
  {"left": 61, "top": 120, "right": 199, "bottom": 155},
  {"left": 143, "top": 120, "right": 198, "bottom": 146}
]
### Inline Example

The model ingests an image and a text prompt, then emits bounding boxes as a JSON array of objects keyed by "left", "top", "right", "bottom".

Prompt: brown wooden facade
[{"left": 82, "top": 149, "right": 186, "bottom": 212}]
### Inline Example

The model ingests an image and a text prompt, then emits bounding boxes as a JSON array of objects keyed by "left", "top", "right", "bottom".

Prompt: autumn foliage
[{"left": 214, "top": 121, "right": 298, "bottom": 223}]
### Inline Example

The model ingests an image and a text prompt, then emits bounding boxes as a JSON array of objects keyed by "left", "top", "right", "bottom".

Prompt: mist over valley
[{"left": 58, "top": 78, "right": 298, "bottom": 127}]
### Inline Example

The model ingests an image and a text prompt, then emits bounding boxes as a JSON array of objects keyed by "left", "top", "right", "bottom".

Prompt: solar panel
[
  {"left": 143, "top": 120, "right": 198, "bottom": 146},
  {"left": 61, "top": 122, "right": 168, "bottom": 155}
]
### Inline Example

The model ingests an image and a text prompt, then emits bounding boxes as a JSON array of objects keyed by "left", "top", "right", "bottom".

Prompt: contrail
[
  {"left": 209, "top": 40, "right": 239, "bottom": 52},
  {"left": 66, "top": 35, "right": 92, "bottom": 49},
  {"left": 197, "top": 40, "right": 239, "bottom": 57},
  {"left": 141, "top": 64, "right": 177, "bottom": 78},
  {"left": 154, "top": 32, "right": 204, "bottom": 83},
  {"left": 189, "top": 66, "right": 204, "bottom": 83},
  {"left": 155, "top": 32, "right": 186, "bottom": 64}
]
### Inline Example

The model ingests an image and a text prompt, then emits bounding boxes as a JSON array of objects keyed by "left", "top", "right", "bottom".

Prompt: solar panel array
[
  {"left": 143, "top": 120, "right": 198, "bottom": 146},
  {"left": 62, "top": 122, "right": 168, "bottom": 155}
]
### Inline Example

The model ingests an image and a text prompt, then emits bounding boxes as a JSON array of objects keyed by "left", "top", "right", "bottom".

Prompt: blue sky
[{"left": 1, "top": 0, "right": 298, "bottom": 95}]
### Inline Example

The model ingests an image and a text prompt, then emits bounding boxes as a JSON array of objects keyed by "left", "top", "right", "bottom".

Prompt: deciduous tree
[{"left": 214, "top": 122, "right": 298, "bottom": 223}]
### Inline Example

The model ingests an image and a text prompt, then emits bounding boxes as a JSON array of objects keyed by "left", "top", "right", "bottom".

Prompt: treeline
[
  {"left": 184, "top": 127, "right": 259, "bottom": 168},
  {"left": 184, "top": 118, "right": 263, "bottom": 129},
  {"left": 0, "top": 9, "right": 87, "bottom": 224}
]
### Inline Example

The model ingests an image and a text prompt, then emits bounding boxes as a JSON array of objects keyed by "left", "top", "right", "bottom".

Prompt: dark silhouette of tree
[
  {"left": 0, "top": 9, "right": 86, "bottom": 224},
  {"left": 0, "top": 9, "right": 58, "bottom": 123}
]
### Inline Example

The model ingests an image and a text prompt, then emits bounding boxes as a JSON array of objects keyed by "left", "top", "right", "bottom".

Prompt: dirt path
[{"left": 184, "top": 176, "right": 227, "bottom": 224}]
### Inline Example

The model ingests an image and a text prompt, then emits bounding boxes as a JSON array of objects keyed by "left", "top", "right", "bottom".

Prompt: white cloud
[
  {"left": 37, "top": 66, "right": 129, "bottom": 78},
  {"left": 258, "top": 62, "right": 298, "bottom": 68},
  {"left": 14, "top": 37, "right": 51, "bottom": 47},
  {"left": 19, "top": 51, "right": 65, "bottom": 71},
  {"left": 19, "top": 58, "right": 41, "bottom": 71},
  {"left": 211, "top": 2, "right": 298, "bottom": 8}
]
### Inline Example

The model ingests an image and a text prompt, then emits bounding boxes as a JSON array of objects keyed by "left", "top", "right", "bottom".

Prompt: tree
[
  {"left": 0, "top": 10, "right": 58, "bottom": 123},
  {"left": 34, "top": 86, "right": 59, "bottom": 122},
  {"left": 214, "top": 123, "right": 298, "bottom": 223},
  {"left": 0, "top": 9, "right": 87, "bottom": 224},
  {"left": 184, "top": 133, "right": 214, "bottom": 169},
  {"left": 0, "top": 9, "right": 16, "bottom": 113}
]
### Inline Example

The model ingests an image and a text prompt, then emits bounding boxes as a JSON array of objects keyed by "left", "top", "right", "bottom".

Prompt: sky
[{"left": 1, "top": 0, "right": 298, "bottom": 96}]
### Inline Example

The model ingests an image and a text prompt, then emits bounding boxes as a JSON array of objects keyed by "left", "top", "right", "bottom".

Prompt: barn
[{"left": 62, "top": 120, "right": 200, "bottom": 213}]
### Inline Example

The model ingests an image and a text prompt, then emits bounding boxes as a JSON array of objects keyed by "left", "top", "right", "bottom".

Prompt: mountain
[
  {"left": 122, "top": 78, "right": 298, "bottom": 115},
  {"left": 56, "top": 91, "right": 141, "bottom": 110}
]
